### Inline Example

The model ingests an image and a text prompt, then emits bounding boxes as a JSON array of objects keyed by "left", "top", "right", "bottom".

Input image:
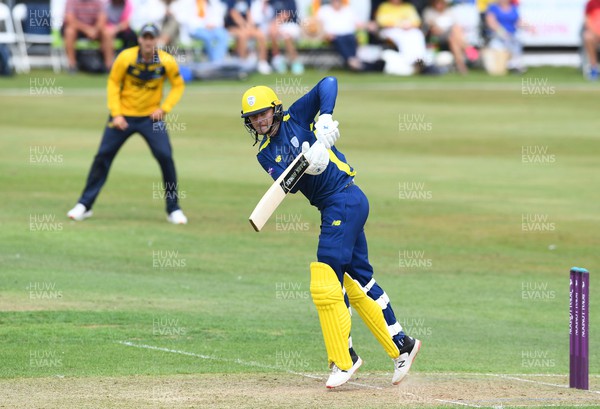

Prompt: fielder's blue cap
[{"left": 139, "top": 23, "right": 160, "bottom": 38}]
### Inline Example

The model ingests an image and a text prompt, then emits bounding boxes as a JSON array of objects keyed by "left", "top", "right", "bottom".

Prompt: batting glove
[
  {"left": 302, "top": 141, "right": 329, "bottom": 175},
  {"left": 315, "top": 114, "right": 340, "bottom": 149}
]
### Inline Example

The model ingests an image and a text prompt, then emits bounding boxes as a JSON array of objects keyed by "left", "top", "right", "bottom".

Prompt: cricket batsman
[
  {"left": 241, "top": 77, "right": 421, "bottom": 388},
  {"left": 67, "top": 23, "right": 188, "bottom": 224}
]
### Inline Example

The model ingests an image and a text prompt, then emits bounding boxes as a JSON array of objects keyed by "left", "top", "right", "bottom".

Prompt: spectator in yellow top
[
  {"left": 375, "top": 0, "right": 427, "bottom": 68},
  {"left": 67, "top": 24, "right": 188, "bottom": 225}
]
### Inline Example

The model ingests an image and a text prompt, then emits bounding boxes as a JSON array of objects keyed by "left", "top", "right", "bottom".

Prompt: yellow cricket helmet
[
  {"left": 240, "top": 85, "right": 283, "bottom": 144},
  {"left": 241, "top": 85, "right": 281, "bottom": 118}
]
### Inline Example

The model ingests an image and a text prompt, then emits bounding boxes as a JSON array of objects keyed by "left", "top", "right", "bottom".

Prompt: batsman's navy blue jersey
[
  {"left": 255, "top": 77, "right": 407, "bottom": 352},
  {"left": 256, "top": 77, "right": 355, "bottom": 210}
]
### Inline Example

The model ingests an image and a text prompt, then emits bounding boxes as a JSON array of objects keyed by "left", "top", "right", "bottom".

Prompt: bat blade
[{"left": 249, "top": 153, "right": 309, "bottom": 232}]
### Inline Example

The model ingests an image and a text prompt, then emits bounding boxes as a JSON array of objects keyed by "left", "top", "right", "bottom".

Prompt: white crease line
[
  {"left": 490, "top": 374, "right": 569, "bottom": 389},
  {"left": 489, "top": 374, "right": 600, "bottom": 395},
  {"left": 117, "top": 341, "right": 382, "bottom": 390},
  {"left": 495, "top": 405, "right": 600, "bottom": 408},
  {"left": 424, "top": 372, "right": 600, "bottom": 378},
  {"left": 435, "top": 399, "right": 483, "bottom": 408}
]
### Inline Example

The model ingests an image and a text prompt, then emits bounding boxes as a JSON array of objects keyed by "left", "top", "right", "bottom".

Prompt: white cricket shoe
[
  {"left": 167, "top": 209, "right": 188, "bottom": 225},
  {"left": 392, "top": 338, "right": 421, "bottom": 385},
  {"left": 326, "top": 356, "right": 362, "bottom": 389},
  {"left": 257, "top": 60, "right": 272, "bottom": 75},
  {"left": 67, "top": 203, "right": 92, "bottom": 221}
]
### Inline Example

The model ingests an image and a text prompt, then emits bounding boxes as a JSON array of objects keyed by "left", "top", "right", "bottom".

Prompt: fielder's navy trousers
[{"left": 78, "top": 115, "right": 180, "bottom": 214}]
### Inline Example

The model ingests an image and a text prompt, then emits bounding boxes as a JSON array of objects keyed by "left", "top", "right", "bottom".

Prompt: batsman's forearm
[{"left": 315, "top": 76, "right": 337, "bottom": 115}]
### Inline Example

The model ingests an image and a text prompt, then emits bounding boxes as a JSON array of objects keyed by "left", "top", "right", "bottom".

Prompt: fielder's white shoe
[
  {"left": 326, "top": 355, "right": 362, "bottom": 389},
  {"left": 392, "top": 337, "right": 421, "bottom": 385},
  {"left": 67, "top": 203, "right": 92, "bottom": 221},
  {"left": 167, "top": 209, "right": 188, "bottom": 225}
]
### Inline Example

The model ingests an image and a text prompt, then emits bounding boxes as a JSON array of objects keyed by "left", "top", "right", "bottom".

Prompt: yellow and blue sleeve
[{"left": 160, "top": 51, "right": 185, "bottom": 114}]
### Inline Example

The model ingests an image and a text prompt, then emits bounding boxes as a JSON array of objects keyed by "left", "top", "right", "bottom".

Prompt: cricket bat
[{"left": 249, "top": 153, "right": 310, "bottom": 232}]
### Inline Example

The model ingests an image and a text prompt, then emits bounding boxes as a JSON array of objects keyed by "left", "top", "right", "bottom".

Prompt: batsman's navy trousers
[
  {"left": 317, "top": 183, "right": 406, "bottom": 348},
  {"left": 78, "top": 116, "right": 180, "bottom": 213}
]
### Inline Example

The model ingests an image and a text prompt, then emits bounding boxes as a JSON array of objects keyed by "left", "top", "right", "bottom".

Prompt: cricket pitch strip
[{"left": 2, "top": 372, "right": 599, "bottom": 409}]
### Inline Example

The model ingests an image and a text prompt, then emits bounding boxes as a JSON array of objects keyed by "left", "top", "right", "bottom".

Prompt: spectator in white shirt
[
  {"left": 316, "top": 0, "right": 364, "bottom": 70},
  {"left": 171, "top": 0, "right": 230, "bottom": 63}
]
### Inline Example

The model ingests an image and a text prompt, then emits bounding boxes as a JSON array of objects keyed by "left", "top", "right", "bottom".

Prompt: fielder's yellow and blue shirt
[
  {"left": 107, "top": 46, "right": 184, "bottom": 117},
  {"left": 257, "top": 77, "right": 355, "bottom": 210}
]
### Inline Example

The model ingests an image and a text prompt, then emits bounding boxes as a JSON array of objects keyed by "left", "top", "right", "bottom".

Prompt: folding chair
[
  {"left": 0, "top": 2, "right": 28, "bottom": 73},
  {"left": 12, "top": 3, "right": 62, "bottom": 73}
]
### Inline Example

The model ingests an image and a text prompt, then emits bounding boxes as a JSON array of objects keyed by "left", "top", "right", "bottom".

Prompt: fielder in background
[
  {"left": 67, "top": 23, "right": 188, "bottom": 225},
  {"left": 241, "top": 77, "right": 421, "bottom": 388}
]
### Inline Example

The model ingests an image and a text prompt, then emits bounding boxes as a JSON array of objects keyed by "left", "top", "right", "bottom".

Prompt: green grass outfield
[{"left": 0, "top": 67, "right": 599, "bottom": 408}]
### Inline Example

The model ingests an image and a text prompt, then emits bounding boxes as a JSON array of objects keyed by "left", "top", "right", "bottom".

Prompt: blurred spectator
[
  {"left": 423, "top": 0, "right": 470, "bottom": 73},
  {"left": 129, "top": 0, "right": 168, "bottom": 31},
  {"left": 170, "top": 0, "right": 230, "bottom": 64},
  {"left": 372, "top": 0, "right": 427, "bottom": 17},
  {"left": 268, "top": 0, "right": 304, "bottom": 74},
  {"left": 475, "top": 0, "right": 492, "bottom": 41},
  {"left": 476, "top": 0, "right": 492, "bottom": 12},
  {"left": 449, "top": 0, "right": 481, "bottom": 49},
  {"left": 316, "top": 0, "right": 363, "bottom": 71},
  {"left": 407, "top": 0, "right": 427, "bottom": 16},
  {"left": 485, "top": 0, "right": 525, "bottom": 73},
  {"left": 375, "top": 0, "right": 426, "bottom": 70},
  {"left": 103, "top": 0, "right": 137, "bottom": 67},
  {"left": 250, "top": 0, "right": 274, "bottom": 33},
  {"left": 225, "top": 0, "right": 271, "bottom": 73},
  {"left": 62, "top": 0, "right": 109, "bottom": 72},
  {"left": 159, "top": 0, "right": 182, "bottom": 48},
  {"left": 583, "top": 0, "right": 600, "bottom": 80}
]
